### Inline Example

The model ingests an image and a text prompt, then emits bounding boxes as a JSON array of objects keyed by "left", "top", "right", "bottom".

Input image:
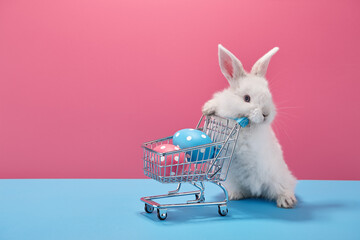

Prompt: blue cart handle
[{"left": 234, "top": 117, "right": 249, "bottom": 128}]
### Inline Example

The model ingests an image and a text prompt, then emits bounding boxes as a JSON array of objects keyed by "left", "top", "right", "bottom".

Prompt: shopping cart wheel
[
  {"left": 157, "top": 209, "right": 167, "bottom": 220},
  {"left": 144, "top": 204, "right": 154, "bottom": 213},
  {"left": 218, "top": 205, "right": 228, "bottom": 216}
]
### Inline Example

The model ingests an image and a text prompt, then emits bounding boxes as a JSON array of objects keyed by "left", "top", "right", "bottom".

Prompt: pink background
[{"left": 0, "top": 0, "right": 359, "bottom": 179}]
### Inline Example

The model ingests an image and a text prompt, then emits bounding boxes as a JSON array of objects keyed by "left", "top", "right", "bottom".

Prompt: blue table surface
[{"left": 0, "top": 179, "right": 359, "bottom": 240}]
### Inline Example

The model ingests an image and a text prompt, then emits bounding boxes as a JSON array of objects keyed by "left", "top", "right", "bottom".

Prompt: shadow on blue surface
[{"left": 140, "top": 196, "right": 348, "bottom": 224}]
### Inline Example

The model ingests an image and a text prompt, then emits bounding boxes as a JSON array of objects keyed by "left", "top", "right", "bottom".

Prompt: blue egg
[{"left": 173, "top": 129, "right": 215, "bottom": 162}]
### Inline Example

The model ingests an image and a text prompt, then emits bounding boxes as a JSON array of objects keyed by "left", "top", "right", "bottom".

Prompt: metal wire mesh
[{"left": 142, "top": 115, "right": 240, "bottom": 183}]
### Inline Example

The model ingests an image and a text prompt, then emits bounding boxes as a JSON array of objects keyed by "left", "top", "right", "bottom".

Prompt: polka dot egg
[
  {"left": 173, "top": 129, "right": 214, "bottom": 162},
  {"left": 153, "top": 144, "right": 185, "bottom": 177}
]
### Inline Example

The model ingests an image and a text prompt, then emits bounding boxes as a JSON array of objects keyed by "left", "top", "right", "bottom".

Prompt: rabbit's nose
[{"left": 263, "top": 113, "right": 269, "bottom": 118}]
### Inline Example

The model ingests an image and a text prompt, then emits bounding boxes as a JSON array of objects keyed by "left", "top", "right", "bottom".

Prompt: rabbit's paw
[
  {"left": 276, "top": 192, "right": 297, "bottom": 208},
  {"left": 228, "top": 191, "right": 247, "bottom": 200},
  {"left": 202, "top": 99, "right": 217, "bottom": 115}
]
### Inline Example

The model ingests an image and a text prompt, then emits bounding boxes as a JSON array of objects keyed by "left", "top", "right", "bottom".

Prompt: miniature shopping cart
[{"left": 140, "top": 115, "right": 249, "bottom": 220}]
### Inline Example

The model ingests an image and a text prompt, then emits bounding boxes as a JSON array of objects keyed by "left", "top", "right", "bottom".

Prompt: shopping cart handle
[{"left": 234, "top": 117, "right": 249, "bottom": 128}]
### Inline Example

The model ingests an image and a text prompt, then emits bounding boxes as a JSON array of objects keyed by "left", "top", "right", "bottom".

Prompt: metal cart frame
[{"left": 140, "top": 115, "right": 248, "bottom": 220}]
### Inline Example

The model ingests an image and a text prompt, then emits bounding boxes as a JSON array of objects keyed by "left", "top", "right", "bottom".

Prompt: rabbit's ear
[
  {"left": 251, "top": 47, "right": 279, "bottom": 77},
  {"left": 218, "top": 44, "right": 246, "bottom": 87}
]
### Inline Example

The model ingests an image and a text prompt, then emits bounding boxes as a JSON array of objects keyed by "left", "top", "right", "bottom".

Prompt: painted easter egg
[
  {"left": 172, "top": 129, "right": 215, "bottom": 162},
  {"left": 153, "top": 144, "right": 185, "bottom": 177}
]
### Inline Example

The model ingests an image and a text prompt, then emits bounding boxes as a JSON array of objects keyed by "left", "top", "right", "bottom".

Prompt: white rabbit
[{"left": 202, "top": 45, "right": 297, "bottom": 208}]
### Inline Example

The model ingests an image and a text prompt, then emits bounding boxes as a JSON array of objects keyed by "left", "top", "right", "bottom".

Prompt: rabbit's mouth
[
  {"left": 262, "top": 114, "right": 270, "bottom": 123},
  {"left": 246, "top": 109, "right": 272, "bottom": 125}
]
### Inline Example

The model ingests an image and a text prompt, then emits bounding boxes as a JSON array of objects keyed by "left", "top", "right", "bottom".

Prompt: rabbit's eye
[{"left": 244, "top": 95, "right": 251, "bottom": 103}]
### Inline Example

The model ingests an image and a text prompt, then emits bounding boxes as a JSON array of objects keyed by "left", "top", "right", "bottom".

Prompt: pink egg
[
  {"left": 153, "top": 144, "right": 186, "bottom": 177},
  {"left": 186, "top": 162, "right": 207, "bottom": 174}
]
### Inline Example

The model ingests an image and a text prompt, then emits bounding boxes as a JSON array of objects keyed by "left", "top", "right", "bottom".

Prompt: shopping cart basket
[{"left": 140, "top": 115, "right": 249, "bottom": 220}]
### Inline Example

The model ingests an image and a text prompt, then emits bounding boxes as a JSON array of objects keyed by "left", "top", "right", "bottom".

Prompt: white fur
[{"left": 202, "top": 45, "right": 297, "bottom": 208}]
